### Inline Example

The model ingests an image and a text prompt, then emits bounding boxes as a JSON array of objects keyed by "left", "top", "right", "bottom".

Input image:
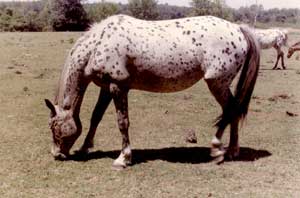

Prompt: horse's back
[
  {"left": 81, "top": 15, "right": 249, "bottom": 92},
  {"left": 254, "top": 28, "right": 287, "bottom": 49}
]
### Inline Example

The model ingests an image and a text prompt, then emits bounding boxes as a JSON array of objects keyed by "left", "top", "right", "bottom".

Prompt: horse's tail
[
  {"left": 235, "top": 25, "right": 260, "bottom": 120},
  {"left": 215, "top": 25, "right": 260, "bottom": 130}
]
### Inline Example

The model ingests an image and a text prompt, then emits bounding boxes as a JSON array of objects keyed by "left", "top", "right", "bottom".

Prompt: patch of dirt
[
  {"left": 268, "top": 94, "right": 293, "bottom": 102},
  {"left": 183, "top": 95, "right": 193, "bottom": 100},
  {"left": 23, "top": 87, "right": 29, "bottom": 92},
  {"left": 184, "top": 129, "right": 197, "bottom": 144},
  {"left": 251, "top": 109, "right": 262, "bottom": 113},
  {"left": 34, "top": 73, "right": 44, "bottom": 79},
  {"left": 286, "top": 111, "right": 299, "bottom": 117},
  {"left": 252, "top": 95, "right": 261, "bottom": 100}
]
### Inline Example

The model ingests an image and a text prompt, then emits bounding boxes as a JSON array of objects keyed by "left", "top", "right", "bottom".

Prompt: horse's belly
[{"left": 129, "top": 64, "right": 204, "bottom": 93}]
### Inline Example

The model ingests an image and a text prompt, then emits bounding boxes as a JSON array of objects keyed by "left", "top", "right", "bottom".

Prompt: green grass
[{"left": 0, "top": 31, "right": 300, "bottom": 197}]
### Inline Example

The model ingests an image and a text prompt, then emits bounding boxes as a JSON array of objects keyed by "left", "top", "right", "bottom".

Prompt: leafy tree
[
  {"left": 84, "top": 1, "right": 119, "bottom": 23},
  {"left": 190, "top": 0, "right": 213, "bottom": 16},
  {"left": 48, "top": 0, "right": 89, "bottom": 31},
  {"left": 0, "top": 1, "right": 300, "bottom": 31},
  {"left": 156, "top": 4, "right": 191, "bottom": 19},
  {"left": 38, "top": 0, "right": 52, "bottom": 30},
  {"left": 190, "top": 0, "right": 232, "bottom": 20},
  {"left": 233, "top": 4, "right": 264, "bottom": 25},
  {"left": 128, "top": 0, "right": 159, "bottom": 20}
]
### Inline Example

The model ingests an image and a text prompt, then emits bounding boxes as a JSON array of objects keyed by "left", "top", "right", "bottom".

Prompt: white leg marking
[
  {"left": 112, "top": 146, "right": 132, "bottom": 170},
  {"left": 210, "top": 136, "right": 225, "bottom": 158},
  {"left": 211, "top": 136, "right": 222, "bottom": 146}
]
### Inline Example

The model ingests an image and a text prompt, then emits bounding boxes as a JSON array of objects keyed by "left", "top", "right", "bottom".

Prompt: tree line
[{"left": 0, "top": 0, "right": 299, "bottom": 32}]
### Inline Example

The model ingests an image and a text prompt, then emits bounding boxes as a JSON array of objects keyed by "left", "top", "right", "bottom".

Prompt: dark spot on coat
[{"left": 231, "top": 41, "right": 237, "bottom": 49}]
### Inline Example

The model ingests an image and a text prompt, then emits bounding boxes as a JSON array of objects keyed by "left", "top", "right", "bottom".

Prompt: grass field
[{"left": 0, "top": 30, "right": 300, "bottom": 198}]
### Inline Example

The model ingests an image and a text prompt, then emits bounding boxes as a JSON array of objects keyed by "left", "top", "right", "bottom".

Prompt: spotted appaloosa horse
[
  {"left": 45, "top": 15, "right": 260, "bottom": 169},
  {"left": 254, "top": 28, "right": 288, "bottom": 69},
  {"left": 287, "top": 41, "right": 300, "bottom": 58}
]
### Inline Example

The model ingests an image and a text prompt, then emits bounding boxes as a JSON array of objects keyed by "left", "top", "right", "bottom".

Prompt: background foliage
[{"left": 0, "top": 0, "right": 299, "bottom": 31}]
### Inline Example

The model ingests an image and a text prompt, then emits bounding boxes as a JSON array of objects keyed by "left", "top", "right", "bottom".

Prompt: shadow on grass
[{"left": 69, "top": 147, "right": 271, "bottom": 165}]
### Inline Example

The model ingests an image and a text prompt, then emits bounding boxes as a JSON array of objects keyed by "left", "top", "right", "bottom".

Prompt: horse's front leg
[
  {"left": 111, "top": 84, "right": 132, "bottom": 170},
  {"left": 78, "top": 89, "right": 112, "bottom": 154},
  {"left": 273, "top": 54, "right": 280, "bottom": 70},
  {"left": 281, "top": 52, "right": 286, "bottom": 69},
  {"left": 206, "top": 80, "right": 233, "bottom": 163}
]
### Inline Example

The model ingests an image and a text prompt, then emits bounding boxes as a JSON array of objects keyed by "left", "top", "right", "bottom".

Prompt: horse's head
[
  {"left": 45, "top": 99, "right": 81, "bottom": 160},
  {"left": 287, "top": 41, "right": 300, "bottom": 58}
]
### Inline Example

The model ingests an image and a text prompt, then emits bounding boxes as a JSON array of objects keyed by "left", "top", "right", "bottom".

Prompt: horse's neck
[
  {"left": 291, "top": 42, "right": 300, "bottom": 48},
  {"left": 293, "top": 47, "right": 300, "bottom": 52},
  {"left": 56, "top": 59, "right": 88, "bottom": 117},
  {"left": 55, "top": 29, "right": 95, "bottom": 117},
  {"left": 292, "top": 42, "right": 300, "bottom": 48}
]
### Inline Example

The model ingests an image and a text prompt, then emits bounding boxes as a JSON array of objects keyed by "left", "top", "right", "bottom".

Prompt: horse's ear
[{"left": 45, "top": 99, "right": 56, "bottom": 117}]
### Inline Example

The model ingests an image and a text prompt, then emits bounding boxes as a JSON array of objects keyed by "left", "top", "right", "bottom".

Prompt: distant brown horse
[
  {"left": 287, "top": 41, "right": 300, "bottom": 58},
  {"left": 45, "top": 15, "right": 260, "bottom": 169}
]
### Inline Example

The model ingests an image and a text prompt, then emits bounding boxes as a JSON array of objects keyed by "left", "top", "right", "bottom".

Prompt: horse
[
  {"left": 45, "top": 15, "right": 260, "bottom": 169},
  {"left": 253, "top": 28, "right": 288, "bottom": 69},
  {"left": 287, "top": 41, "right": 300, "bottom": 58}
]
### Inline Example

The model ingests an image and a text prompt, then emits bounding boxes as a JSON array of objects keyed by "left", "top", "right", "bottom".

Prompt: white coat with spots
[
  {"left": 254, "top": 28, "right": 288, "bottom": 69},
  {"left": 45, "top": 15, "right": 260, "bottom": 168}
]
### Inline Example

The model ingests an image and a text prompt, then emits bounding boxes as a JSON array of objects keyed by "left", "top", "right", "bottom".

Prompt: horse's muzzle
[{"left": 51, "top": 145, "right": 69, "bottom": 161}]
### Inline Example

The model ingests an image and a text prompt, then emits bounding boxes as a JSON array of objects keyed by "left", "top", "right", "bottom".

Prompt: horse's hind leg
[
  {"left": 79, "top": 89, "right": 112, "bottom": 154},
  {"left": 110, "top": 84, "right": 132, "bottom": 170},
  {"left": 206, "top": 79, "right": 233, "bottom": 163},
  {"left": 273, "top": 46, "right": 286, "bottom": 69},
  {"left": 206, "top": 79, "right": 242, "bottom": 162},
  {"left": 227, "top": 118, "right": 240, "bottom": 160}
]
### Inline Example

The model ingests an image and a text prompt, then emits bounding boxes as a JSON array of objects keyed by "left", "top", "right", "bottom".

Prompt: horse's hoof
[
  {"left": 112, "top": 164, "right": 126, "bottom": 171},
  {"left": 74, "top": 147, "right": 91, "bottom": 156},
  {"left": 54, "top": 153, "right": 68, "bottom": 161},
  {"left": 112, "top": 153, "right": 132, "bottom": 171},
  {"left": 210, "top": 147, "right": 225, "bottom": 158},
  {"left": 211, "top": 146, "right": 225, "bottom": 164},
  {"left": 226, "top": 147, "right": 240, "bottom": 161},
  {"left": 112, "top": 161, "right": 127, "bottom": 171},
  {"left": 212, "top": 155, "right": 224, "bottom": 165}
]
